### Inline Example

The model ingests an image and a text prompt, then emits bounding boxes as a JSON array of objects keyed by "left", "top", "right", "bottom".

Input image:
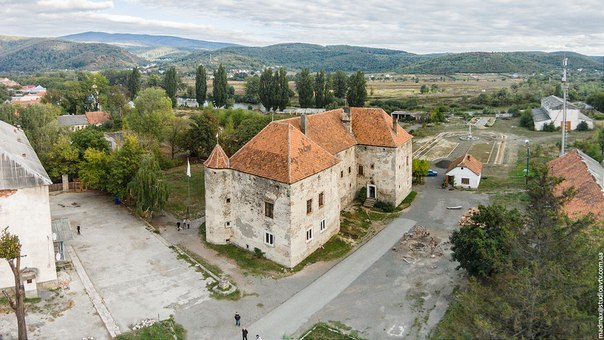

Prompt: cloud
[{"left": 36, "top": 0, "right": 114, "bottom": 11}]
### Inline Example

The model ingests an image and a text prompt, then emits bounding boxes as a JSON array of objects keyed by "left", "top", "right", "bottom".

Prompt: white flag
[{"left": 186, "top": 158, "right": 191, "bottom": 177}]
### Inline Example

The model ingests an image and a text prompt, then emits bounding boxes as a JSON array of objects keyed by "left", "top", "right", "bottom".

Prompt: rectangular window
[
  {"left": 264, "top": 231, "right": 274, "bottom": 246},
  {"left": 226, "top": 198, "right": 230, "bottom": 203},
  {"left": 319, "top": 192, "right": 324, "bottom": 208},
  {"left": 320, "top": 219, "right": 326, "bottom": 232},
  {"left": 226, "top": 221, "right": 231, "bottom": 227},
  {"left": 265, "top": 202, "right": 274, "bottom": 218},
  {"left": 461, "top": 178, "right": 470, "bottom": 185},
  {"left": 371, "top": 163, "right": 375, "bottom": 169},
  {"left": 307, "top": 199, "right": 313, "bottom": 214},
  {"left": 306, "top": 227, "right": 313, "bottom": 241},
  {"left": 406, "top": 156, "right": 409, "bottom": 166},
  {"left": 348, "top": 166, "right": 351, "bottom": 174},
  {"left": 340, "top": 170, "right": 344, "bottom": 178},
  {"left": 358, "top": 165, "right": 364, "bottom": 176}
]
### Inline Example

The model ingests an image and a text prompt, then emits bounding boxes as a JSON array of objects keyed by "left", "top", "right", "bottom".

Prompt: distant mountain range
[{"left": 0, "top": 32, "right": 601, "bottom": 74}]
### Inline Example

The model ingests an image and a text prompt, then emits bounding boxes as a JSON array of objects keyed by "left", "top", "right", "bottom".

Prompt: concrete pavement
[{"left": 247, "top": 217, "right": 416, "bottom": 339}]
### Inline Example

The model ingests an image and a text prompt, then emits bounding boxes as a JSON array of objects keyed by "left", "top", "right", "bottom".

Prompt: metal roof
[
  {"left": 0, "top": 120, "right": 52, "bottom": 189},
  {"left": 51, "top": 218, "right": 74, "bottom": 242},
  {"left": 57, "top": 114, "right": 89, "bottom": 127},
  {"left": 577, "top": 149, "right": 604, "bottom": 192},
  {"left": 531, "top": 108, "right": 551, "bottom": 122},
  {"left": 542, "top": 95, "right": 578, "bottom": 111}
]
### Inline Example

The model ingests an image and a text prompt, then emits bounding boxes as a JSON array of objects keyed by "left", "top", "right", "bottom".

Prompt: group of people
[
  {"left": 176, "top": 218, "right": 191, "bottom": 231},
  {"left": 235, "top": 312, "right": 262, "bottom": 340}
]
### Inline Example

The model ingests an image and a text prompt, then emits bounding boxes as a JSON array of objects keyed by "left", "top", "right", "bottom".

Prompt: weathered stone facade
[{"left": 204, "top": 108, "right": 413, "bottom": 268}]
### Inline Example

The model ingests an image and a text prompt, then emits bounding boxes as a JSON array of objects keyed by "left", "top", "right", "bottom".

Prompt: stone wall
[
  {"left": 334, "top": 147, "right": 358, "bottom": 207},
  {"left": 204, "top": 168, "right": 234, "bottom": 244},
  {"left": 0, "top": 186, "right": 57, "bottom": 289},
  {"left": 355, "top": 145, "right": 398, "bottom": 204}
]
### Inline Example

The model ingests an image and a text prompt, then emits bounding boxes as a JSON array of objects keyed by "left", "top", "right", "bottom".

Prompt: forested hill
[
  {"left": 0, "top": 37, "right": 143, "bottom": 72},
  {"left": 174, "top": 44, "right": 601, "bottom": 74},
  {"left": 399, "top": 51, "right": 602, "bottom": 74},
  {"left": 173, "top": 43, "right": 425, "bottom": 72}
]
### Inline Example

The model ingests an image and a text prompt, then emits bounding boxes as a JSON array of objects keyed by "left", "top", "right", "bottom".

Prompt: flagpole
[{"left": 187, "top": 158, "right": 191, "bottom": 218}]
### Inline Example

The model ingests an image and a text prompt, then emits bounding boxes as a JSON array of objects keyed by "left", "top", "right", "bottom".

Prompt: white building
[
  {"left": 445, "top": 154, "right": 483, "bottom": 189},
  {"left": 204, "top": 108, "right": 413, "bottom": 268},
  {"left": 0, "top": 120, "right": 57, "bottom": 296},
  {"left": 532, "top": 95, "right": 594, "bottom": 131}
]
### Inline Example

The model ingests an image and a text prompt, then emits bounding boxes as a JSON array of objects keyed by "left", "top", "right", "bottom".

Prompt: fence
[{"left": 49, "top": 181, "right": 84, "bottom": 192}]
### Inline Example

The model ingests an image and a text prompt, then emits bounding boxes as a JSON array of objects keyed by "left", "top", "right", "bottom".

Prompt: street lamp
[{"left": 525, "top": 139, "right": 530, "bottom": 185}]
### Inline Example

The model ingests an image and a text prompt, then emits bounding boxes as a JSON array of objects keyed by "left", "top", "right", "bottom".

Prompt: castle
[{"left": 204, "top": 107, "right": 413, "bottom": 268}]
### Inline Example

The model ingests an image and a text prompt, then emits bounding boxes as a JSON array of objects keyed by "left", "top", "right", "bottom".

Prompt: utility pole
[{"left": 561, "top": 57, "right": 568, "bottom": 156}]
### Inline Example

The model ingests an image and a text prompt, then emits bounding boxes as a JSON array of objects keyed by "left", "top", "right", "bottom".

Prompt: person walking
[
  {"left": 255, "top": 335, "right": 262, "bottom": 340},
  {"left": 234, "top": 312, "right": 241, "bottom": 326},
  {"left": 242, "top": 328, "right": 248, "bottom": 340},
  {"left": 176, "top": 221, "right": 181, "bottom": 231},
  {"left": 76, "top": 225, "right": 81, "bottom": 235}
]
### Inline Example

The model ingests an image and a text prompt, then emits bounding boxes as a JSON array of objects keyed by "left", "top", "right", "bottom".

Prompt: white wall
[
  {"left": 446, "top": 167, "right": 481, "bottom": 189},
  {"left": 0, "top": 186, "right": 57, "bottom": 289}
]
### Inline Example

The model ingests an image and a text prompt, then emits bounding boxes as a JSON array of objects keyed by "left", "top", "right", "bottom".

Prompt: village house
[
  {"left": 204, "top": 107, "right": 413, "bottom": 268},
  {"left": 548, "top": 149, "right": 604, "bottom": 222},
  {"left": 57, "top": 114, "right": 89, "bottom": 131},
  {"left": 84, "top": 111, "right": 111, "bottom": 126},
  {"left": 531, "top": 95, "right": 594, "bottom": 131},
  {"left": 445, "top": 154, "right": 483, "bottom": 189},
  {"left": 0, "top": 120, "right": 57, "bottom": 297}
]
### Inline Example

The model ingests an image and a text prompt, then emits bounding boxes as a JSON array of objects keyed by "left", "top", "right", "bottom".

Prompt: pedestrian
[
  {"left": 242, "top": 328, "right": 248, "bottom": 340},
  {"left": 186, "top": 218, "right": 191, "bottom": 229},
  {"left": 234, "top": 312, "right": 241, "bottom": 326},
  {"left": 255, "top": 335, "right": 262, "bottom": 340},
  {"left": 77, "top": 225, "right": 81, "bottom": 235},
  {"left": 176, "top": 221, "right": 181, "bottom": 231}
]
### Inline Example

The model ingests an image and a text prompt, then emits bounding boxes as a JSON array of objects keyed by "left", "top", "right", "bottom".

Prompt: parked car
[{"left": 427, "top": 169, "right": 438, "bottom": 176}]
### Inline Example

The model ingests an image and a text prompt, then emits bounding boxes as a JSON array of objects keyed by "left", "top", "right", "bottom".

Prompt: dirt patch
[
  {"left": 420, "top": 139, "right": 459, "bottom": 161},
  {"left": 434, "top": 159, "right": 451, "bottom": 169},
  {"left": 393, "top": 225, "right": 451, "bottom": 264}
]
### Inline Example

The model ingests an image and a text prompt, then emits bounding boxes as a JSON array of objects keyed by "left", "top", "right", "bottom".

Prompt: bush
[
  {"left": 253, "top": 247, "right": 264, "bottom": 258},
  {"left": 576, "top": 121, "right": 590, "bottom": 131},
  {"left": 374, "top": 201, "right": 395, "bottom": 212},
  {"left": 519, "top": 110, "right": 534, "bottom": 129},
  {"left": 542, "top": 122, "right": 559, "bottom": 132},
  {"left": 357, "top": 187, "right": 367, "bottom": 204}
]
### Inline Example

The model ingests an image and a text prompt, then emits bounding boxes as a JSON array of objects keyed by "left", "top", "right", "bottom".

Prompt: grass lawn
[
  {"left": 115, "top": 317, "right": 186, "bottom": 340},
  {"left": 163, "top": 162, "right": 205, "bottom": 219},
  {"left": 299, "top": 321, "right": 367, "bottom": 340}
]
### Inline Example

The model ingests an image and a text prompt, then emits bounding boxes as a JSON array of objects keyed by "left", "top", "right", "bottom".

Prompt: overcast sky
[{"left": 1, "top": 0, "right": 603, "bottom": 55}]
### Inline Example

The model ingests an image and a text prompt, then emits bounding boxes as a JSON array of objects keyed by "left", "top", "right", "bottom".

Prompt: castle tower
[{"left": 203, "top": 144, "right": 233, "bottom": 244}]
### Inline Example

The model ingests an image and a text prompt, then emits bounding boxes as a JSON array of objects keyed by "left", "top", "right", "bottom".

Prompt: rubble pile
[
  {"left": 397, "top": 225, "right": 445, "bottom": 263},
  {"left": 458, "top": 207, "right": 479, "bottom": 226},
  {"left": 131, "top": 318, "right": 157, "bottom": 330}
]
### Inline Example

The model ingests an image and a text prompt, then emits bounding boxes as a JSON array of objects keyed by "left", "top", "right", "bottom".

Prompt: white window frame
[
  {"left": 264, "top": 231, "right": 274, "bottom": 246},
  {"left": 306, "top": 227, "right": 313, "bottom": 242},
  {"left": 320, "top": 219, "right": 326, "bottom": 232}
]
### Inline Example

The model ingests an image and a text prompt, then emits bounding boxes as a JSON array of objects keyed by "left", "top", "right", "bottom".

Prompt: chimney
[
  {"left": 342, "top": 107, "right": 352, "bottom": 133},
  {"left": 392, "top": 113, "right": 398, "bottom": 135},
  {"left": 467, "top": 154, "right": 471, "bottom": 160},
  {"left": 301, "top": 113, "right": 308, "bottom": 135}
]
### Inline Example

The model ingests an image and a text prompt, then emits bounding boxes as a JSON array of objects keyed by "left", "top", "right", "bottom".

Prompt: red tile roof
[
  {"left": 548, "top": 149, "right": 604, "bottom": 221},
  {"left": 447, "top": 154, "right": 483, "bottom": 176},
  {"left": 229, "top": 122, "right": 339, "bottom": 184},
  {"left": 204, "top": 144, "right": 230, "bottom": 169},
  {"left": 351, "top": 108, "right": 412, "bottom": 147},
  {"left": 85, "top": 111, "right": 111, "bottom": 125},
  {"left": 281, "top": 109, "right": 357, "bottom": 154}
]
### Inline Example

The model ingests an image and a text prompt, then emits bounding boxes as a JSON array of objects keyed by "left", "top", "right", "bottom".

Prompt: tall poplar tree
[
  {"left": 164, "top": 66, "right": 178, "bottom": 108},
  {"left": 127, "top": 66, "right": 141, "bottom": 100},
  {"left": 276, "top": 68, "right": 290, "bottom": 111},
  {"left": 259, "top": 68, "right": 274, "bottom": 111},
  {"left": 295, "top": 68, "right": 314, "bottom": 108},
  {"left": 314, "top": 69, "right": 326, "bottom": 108},
  {"left": 195, "top": 65, "right": 207, "bottom": 106},
  {"left": 346, "top": 71, "right": 367, "bottom": 107},
  {"left": 213, "top": 64, "right": 228, "bottom": 108},
  {"left": 332, "top": 70, "right": 348, "bottom": 99}
]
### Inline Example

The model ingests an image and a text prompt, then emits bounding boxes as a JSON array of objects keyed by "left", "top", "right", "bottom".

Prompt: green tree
[
  {"left": 166, "top": 117, "right": 188, "bottom": 159},
  {"left": 314, "top": 69, "right": 326, "bottom": 108},
  {"left": 46, "top": 135, "right": 80, "bottom": 180},
  {"left": 519, "top": 110, "right": 534, "bottom": 129},
  {"left": 126, "top": 88, "right": 174, "bottom": 145},
  {"left": 411, "top": 159, "right": 429, "bottom": 183},
  {"left": 184, "top": 112, "right": 219, "bottom": 158},
  {"left": 16, "top": 104, "right": 61, "bottom": 165},
  {"left": 243, "top": 76, "right": 260, "bottom": 103},
  {"left": 71, "top": 128, "right": 110, "bottom": 157},
  {"left": 346, "top": 71, "right": 367, "bottom": 107},
  {"left": 0, "top": 228, "right": 27, "bottom": 340},
  {"left": 106, "top": 135, "right": 144, "bottom": 200},
  {"left": 78, "top": 148, "right": 111, "bottom": 190},
  {"left": 332, "top": 70, "right": 348, "bottom": 99},
  {"left": 295, "top": 68, "right": 314, "bottom": 108},
  {"left": 419, "top": 84, "right": 429, "bottom": 94},
  {"left": 213, "top": 64, "right": 228, "bottom": 108},
  {"left": 275, "top": 68, "right": 290, "bottom": 111},
  {"left": 259, "top": 68, "right": 275, "bottom": 111},
  {"left": 595, "top": 127, "right": 604, "bottom": 160},
  {"left": 0, "top": 103, "right": 17, "bottom": 125},
  {"left": 164, "top": 67, "right": 178, "bottom": 108},
  {"left": 127, "top": 67, "right": 141, "bottom": 100},
  {"left": 195, "top": 65, "right": 207, "bottom": 106},
  {"left": 127, "top": 154, "right": 168, "bottom": 218},
  {"left": 146, "top": 74, "right": 161, "bottom": 88}
]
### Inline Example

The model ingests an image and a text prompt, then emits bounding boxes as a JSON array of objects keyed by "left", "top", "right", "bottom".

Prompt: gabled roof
[
  {"left": 0, "top": 120, "right": 52, "bottom": 189},
  {"left": 548, "top": 149, "right": 604, "bottom": 221},
  {"left": 281, "top": 109, "right": 357, "bottom": 154},
  {"left": 229, "top": 122, "right": 339, "bottom": 184},
  {"left": 446, "top": 154, "right": 483, "bottom": 176},
  {"left": 351, "top": 108, "right": 412, "bottom": 147},
  {"left": 542, "top": 95, "right": 578, "bottom": 111},
  {"left": 85, "top": 111, "right": 111, "bottom": 125},
  {"left": 58, "top": 114, "right": 89, "bottom": 127},
  {"left": 204, "top": 144, "right": 230, "bottom": 169}
]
